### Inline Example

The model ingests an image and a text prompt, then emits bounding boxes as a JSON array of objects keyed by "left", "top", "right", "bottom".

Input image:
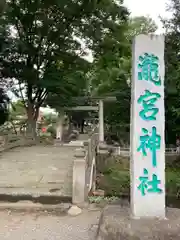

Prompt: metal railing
[
  {"left": 108, "top": 146, "right": 179, "bottom": 156},
  {"left": 86, "top": 126, "right": 99, "bottom": 193}
]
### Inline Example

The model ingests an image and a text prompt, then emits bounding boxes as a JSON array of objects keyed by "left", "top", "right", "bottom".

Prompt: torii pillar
[{"left": 98, "top": 99, "right": 104, "bottom": 142}]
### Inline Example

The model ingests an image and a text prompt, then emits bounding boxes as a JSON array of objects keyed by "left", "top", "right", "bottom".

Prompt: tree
[
  {"left": 45, "top": 68, "right": 88, "bottom": 111},
  {"left": 89, "top": 16, "right": 158, "bottom": 144},
  {"left": 162, "top": 0, "right": 180, "bottom": 145},
  {"left": 128, "top": 16, "right": 157, "bottom": 38},
  {"left": 0, "top": 0, "right": 129, "bottom": 136},
  {"left": 90, "top": 16, "right": 158, "bottom": 95}
]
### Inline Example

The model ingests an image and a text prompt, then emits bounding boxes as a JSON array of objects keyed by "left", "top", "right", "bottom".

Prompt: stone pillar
[
  {"left": 130, "top": 34, "right": 165, "bottom": 218},
  {"left": 72, "top": 148, "right": 87, "bottom": 205},
  {"left": 56, "top": 113, "right": 64, "bottom": 140},
  {"left": 98, "top": 99, "right": 104, "bottom": 142},
  {"left": 56, "top": 124, "right": 63, "bottom": 140}
]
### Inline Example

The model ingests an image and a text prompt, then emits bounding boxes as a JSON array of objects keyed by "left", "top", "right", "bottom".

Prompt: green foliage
[
  {"left": 88, "top": 196, "right": 119, "bottom": 204},
  {"left": 88, "top": 16, "right": 157, "bottom": 144},
  {"left": 0, "top": 0, "right": 129, "bottom": 125},
  {"left": 47, "top": 125, "right": 56, "bottom": 138},
  {"left": 0, "top": 0, "right": 6, "bottom": 14},
  {"left": 162, "top": 0, "right": 180, "bottom": 144},
  {"left": 99, "top": 170, "right": 130, "bottom": 196},
  {"left": 44, "top": 1, "right": 129, "bottom": 111},
  {"left": 10, "top": 100, "right": 26, "bottom": 120},
  {"left": 43, "top": 114, "right": 57, "bottom": 125},
  {"left": 98, "top": 157, "right": 180, "bottom": 197},
  {"left": 89, "top": 15, "right": 157, "bottom": 94},
  {"left": 127, "top": 16, "right": 158, "bottom": 38},
  {"left": 166, "top": 169, "right": 180, "bottom": 197}
]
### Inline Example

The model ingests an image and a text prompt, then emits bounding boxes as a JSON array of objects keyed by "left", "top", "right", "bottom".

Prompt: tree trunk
[
  {"left": 80, "top": 119, "right": 85, "bottom": 133},
  {"left": 26, "top": 104, "right": 39, "bottom": 139}
]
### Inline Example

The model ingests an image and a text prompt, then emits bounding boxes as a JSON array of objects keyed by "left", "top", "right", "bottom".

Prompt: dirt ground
[{"left": 0, "top": 209, "right": 100, "bottom": 240}]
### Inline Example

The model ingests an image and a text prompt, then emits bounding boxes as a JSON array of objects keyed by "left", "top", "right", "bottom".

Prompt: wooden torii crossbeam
[{"left": 66, "top": 106, "right": 98, "bottom": 111}]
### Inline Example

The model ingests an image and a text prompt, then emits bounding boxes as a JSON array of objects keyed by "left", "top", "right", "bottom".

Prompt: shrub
[
  {"left": 98, "top": 161, "right": 180, "bottom": 198},
  {"left": 47, "top": 126, "right": 56, "bottom": 138},
  {"left": 97, "top": 170, "right": 130, "bottom": 197}
]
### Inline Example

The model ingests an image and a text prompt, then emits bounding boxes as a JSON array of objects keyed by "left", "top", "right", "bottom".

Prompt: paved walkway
[
  {"left": 0, "top": 145, "right": 76, "bottom": 197},
  {"left": 0, "top": 210, "right": 100, "bottom": 240}
]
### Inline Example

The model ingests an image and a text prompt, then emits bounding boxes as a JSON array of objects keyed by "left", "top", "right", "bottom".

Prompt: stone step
[
  {"left": 0, "top": 187, "right": 72, "bottom": 198},
  {"left": 0, "top": 201, "right": 72, "bottom": 213},
  {"left": 54, "top": 140, "right": 84, "bottom": 147},
  {"left": 0, "top": 173, "right": 72, "bottom": 185},
  {"left": 0, "top": 145, "right": 75, "bottom": 202}
]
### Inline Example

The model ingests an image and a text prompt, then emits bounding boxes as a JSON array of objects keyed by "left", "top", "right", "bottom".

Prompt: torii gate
[{"left": 66, "top": 96, "right": 116, "bottom": 143}]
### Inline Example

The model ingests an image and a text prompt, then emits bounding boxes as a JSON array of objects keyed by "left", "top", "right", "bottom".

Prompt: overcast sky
[{"left": 124, "top": 0, "right": 171, "bottom": 33}]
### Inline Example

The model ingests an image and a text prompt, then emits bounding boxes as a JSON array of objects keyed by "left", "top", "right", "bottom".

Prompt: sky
[{"left": 124, "top": 0, "right": 171, "bottom": 33}]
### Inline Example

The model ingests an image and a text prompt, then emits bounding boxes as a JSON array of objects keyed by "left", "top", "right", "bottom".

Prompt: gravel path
[{"left": 0, "top": 210, "right": 100, "bottom": 240}]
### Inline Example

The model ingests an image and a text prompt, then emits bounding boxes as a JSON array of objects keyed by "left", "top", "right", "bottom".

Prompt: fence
[
  {"left": 0, "top": 134, "right": 36, "bottom": 152},
  {"left": 72, "top": 126, "right": 99, "bottom": 205},
  {"left": 104, "top": 146, "right": 179, "bottom": 156},
  {"left": 86, "top": 131, "right": 99, "bottom": 192}
]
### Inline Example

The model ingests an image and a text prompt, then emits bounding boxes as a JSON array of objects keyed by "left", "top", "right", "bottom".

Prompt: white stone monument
[{"left": 130, "top": 34, "right": 165, "bottom": 218}]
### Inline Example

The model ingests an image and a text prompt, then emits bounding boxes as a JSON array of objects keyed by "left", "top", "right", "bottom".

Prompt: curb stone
[
  {"left": 0, "top": 201, "right": 102, "bottom": 215},
  {"left": 0, "top": 201, "right": 72, "bottom": 214}
]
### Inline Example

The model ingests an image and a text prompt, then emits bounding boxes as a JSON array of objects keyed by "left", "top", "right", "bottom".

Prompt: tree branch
[
  {"left": 32, "top": 88, "right": 48, "bottom": 108},
  {"left": 37, "top": 90, "right": 48, "bottom": 107},
  {"left": 32, "top": 88, "right": 43, "bottom": 102}
]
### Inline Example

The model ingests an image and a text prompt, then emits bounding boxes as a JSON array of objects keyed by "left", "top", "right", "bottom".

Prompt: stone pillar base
[
  {"left": 96, "top": 204, "right": 180, "bottom": 240},
  {"left": 98, "top": 142, "right": 108, "bottom": 154}
]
